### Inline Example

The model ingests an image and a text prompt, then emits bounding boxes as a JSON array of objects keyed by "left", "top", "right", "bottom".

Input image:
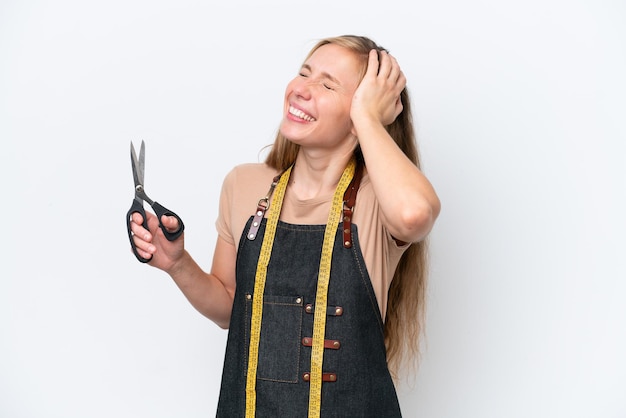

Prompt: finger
[
  {"left": 397, "top": 71, "right": 407, "bottom": 90},
  {"left": 130, "top": 218, "right": 152, "bottom": 242},
  {"left": 387, "top": 55, "right": 402, "bottom": 84},
  {"left": 395, "top": 97, "right": 404, "bottom": 120},
  {"left": 130, "top": 243, "right": 154, "bottom": 260},
  {"left": 130, "top": 211, "right": 144, "bottom": 225},
  {"left": 132, "top": 228, "right": 156, "bottom": 252},
  {"left": 377, "top": 51, "right": 393, "bottom": 79},
  {"left": 131, "top": 210, "right": 158, "bottom": 229},
  {"left": 365, "top": 49, "right": 379, "bottom": 78},
  {"left": 391, "top": 80, "right": 406, "bottom": 105},
  {"left": 160, "top": 214, "right": 180, "bottom": 233}
]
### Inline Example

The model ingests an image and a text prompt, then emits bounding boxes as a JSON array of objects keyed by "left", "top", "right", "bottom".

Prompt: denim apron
[{"left": 216, "top": 168, "right": 402, "bottom": 417}]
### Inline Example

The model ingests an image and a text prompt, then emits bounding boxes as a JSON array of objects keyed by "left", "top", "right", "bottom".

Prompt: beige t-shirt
[{"left": 215, "top": 163, "right": 408, "bottom": 318}]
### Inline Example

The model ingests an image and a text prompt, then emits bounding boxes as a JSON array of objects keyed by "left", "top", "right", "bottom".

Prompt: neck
[{"left": 289, "top": 151, "right": 354, "bottom": 200}]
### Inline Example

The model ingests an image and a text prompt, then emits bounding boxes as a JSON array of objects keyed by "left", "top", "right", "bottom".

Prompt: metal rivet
[
  {"left": 344, "top": 241, "right": 351, "bottom": 247},
  {"left": 305, "top": 305, "right": 313, "bottom": 313},
  {"left": 329, "top": 374, "right": 336, "bottom": 382},
  {"left": 249, "top": 233, "right": 255, "bottom": 239},
  {"left": 303, "top": 373, "right": 310, "bottom": 381},
  {"left": 335, "top": 307, "right": 343, "bottom": 316},
  {"left": 256, "top": 211, "right": 263, "bottom": 216},
  {"left": 253, "top": 221, "right": 259, "bottom": 227},
  {"left": 333, "top": 341, "right": 340, "bottom": 348},
  {"left": 295, "top": 297, "right": 302, "bottom": 304},
  {"left": 246, "top": 294, "right": 252, "bottom": 300}
]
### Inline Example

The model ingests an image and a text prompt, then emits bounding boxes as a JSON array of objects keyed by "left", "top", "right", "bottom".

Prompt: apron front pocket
[{"left": 245, "top": 293, "right": 304, "bottom": 383}]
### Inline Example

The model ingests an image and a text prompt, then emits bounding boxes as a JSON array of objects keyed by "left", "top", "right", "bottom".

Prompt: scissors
[{"left": 126, "top": 140, "right": 185, "bottom": 263}]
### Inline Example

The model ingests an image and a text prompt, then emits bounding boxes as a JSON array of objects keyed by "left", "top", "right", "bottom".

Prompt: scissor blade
[
  {"left": 130, "top": 141, "right": 144, "bottom": 188},
  {"left": 139, "top": 140, "right": 146, "bottom": 172}
]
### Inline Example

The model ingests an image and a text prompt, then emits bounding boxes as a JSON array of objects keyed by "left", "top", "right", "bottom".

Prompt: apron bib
[{"left": 216, "top": 161, "right": 401, "bottom": 417}]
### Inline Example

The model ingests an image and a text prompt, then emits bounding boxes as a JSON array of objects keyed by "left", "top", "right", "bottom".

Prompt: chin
[{"left": 279, "top": 124, "right": 303, "bottom": 143}]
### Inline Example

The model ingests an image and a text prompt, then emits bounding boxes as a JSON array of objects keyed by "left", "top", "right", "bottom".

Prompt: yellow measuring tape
[
  {"left": 245, "top": 159, "right": 356, "bottom": 418},
  {"left": 308, "top": 158, "right": 355, "bottom": 417},
  {"left": 245, "top": 164, "right": 291, "bottom": 416}
]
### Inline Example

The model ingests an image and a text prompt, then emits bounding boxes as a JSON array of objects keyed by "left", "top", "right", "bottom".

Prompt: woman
[{"left": 129, "top": 34, "right": 440, "bottom": 417}]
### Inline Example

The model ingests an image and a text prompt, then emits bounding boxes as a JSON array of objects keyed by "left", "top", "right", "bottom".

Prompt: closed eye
[{"left": 299, "top": 65, "right": 338, "bottom": 91}]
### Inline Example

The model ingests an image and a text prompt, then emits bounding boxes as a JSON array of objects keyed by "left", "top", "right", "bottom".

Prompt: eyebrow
[{"left": 301, "top": 64, "right": 341, "bottom": 86}]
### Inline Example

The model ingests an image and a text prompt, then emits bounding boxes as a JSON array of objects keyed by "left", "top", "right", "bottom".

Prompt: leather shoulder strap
[{"left": 342, "top": 160, "right": 364, "bottom": 248}]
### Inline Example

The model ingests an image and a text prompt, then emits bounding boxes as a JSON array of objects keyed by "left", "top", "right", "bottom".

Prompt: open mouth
[{"left": 289, "top": 106, "right": 316, "bottom": 122}]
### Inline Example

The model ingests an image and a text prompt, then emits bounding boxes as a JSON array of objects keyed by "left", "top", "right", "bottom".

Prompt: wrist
[{"left": 168, "top": 249, "right": 192, "bottom": 278}]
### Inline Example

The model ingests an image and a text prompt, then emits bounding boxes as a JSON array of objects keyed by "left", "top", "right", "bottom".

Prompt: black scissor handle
[
  {"left": 151, "top": 201, "right": 185, "bottom": 241},
  {"left": 126, "top": 200, "right": 185, "bottom": 263},
  {"left": 127, "top": 199, "right": 152, "bottom": 263}
]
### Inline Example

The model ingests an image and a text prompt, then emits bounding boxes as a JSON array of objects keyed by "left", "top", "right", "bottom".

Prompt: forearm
[
  {"left": 168, "top": 251, "right": 234, "bottom": 329},
  {"left": 355, "top": 118, "right": 441, "bottom": 243}
]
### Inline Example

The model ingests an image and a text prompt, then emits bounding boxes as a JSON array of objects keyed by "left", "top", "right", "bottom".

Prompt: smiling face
[{"left": 279, "top": 43, "right": 363, "bottom": 153}]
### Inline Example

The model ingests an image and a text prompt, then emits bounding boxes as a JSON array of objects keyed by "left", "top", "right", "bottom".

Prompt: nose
[{"left": 291, "top": 78, "right": 312, "bottom": 100}]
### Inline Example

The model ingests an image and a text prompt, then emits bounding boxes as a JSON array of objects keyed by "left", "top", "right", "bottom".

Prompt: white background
[{"left": 1, "top": 1, "right": 625, "bottom": 417}]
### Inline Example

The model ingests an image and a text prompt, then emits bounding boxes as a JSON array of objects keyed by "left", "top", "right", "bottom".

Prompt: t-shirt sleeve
[{"left": 215, "top": 167, "right": 237, "bottom": 246}]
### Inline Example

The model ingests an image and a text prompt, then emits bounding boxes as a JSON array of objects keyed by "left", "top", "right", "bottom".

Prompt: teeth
[{"left": 289, "top": 106, "right": 316, "bottom": 122}]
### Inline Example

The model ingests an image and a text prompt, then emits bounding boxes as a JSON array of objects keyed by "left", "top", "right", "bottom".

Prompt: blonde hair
[{"left": 265, "top": 35, "right": 429, "bottom": 379}]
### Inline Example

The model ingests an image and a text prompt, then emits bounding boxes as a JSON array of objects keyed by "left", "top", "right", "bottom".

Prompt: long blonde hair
[{"left": 265, "top": 35, "right": 429, "bottom": 378}]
